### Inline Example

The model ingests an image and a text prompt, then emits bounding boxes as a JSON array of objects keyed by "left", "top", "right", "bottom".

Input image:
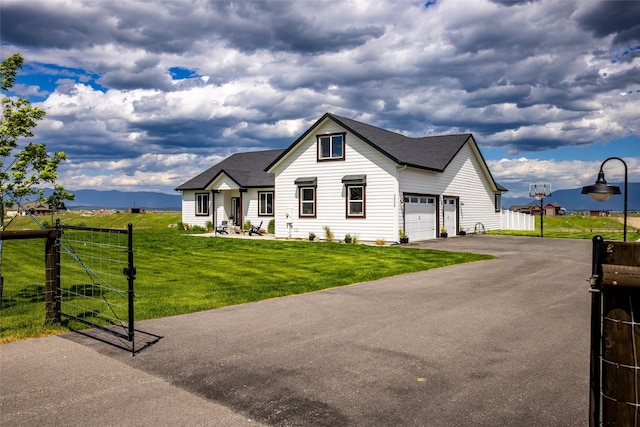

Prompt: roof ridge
[{"left": 329, "top": 113, "right": 471, "bottom": 141}]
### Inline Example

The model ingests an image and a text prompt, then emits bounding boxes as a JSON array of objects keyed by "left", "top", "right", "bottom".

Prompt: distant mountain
[
  {"left": 504, "top": 183, "right": 640, "bottom": 212},
  {"left": 38, "top": 183, "right": 639, "bottom": 212},
  {"left": 43, "top": 188, "right": 181, "bottom": 210}
]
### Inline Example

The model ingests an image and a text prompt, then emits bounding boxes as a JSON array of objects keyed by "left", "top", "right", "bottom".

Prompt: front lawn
[{"left": 0, "top": 226, "right": 493, "bottom": 342}]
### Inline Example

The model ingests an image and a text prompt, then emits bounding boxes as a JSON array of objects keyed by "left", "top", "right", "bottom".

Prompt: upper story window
[
  {"left": 195, "top": 193, "right": 209, "bottom": 216},
  {"left": 317, "top": 133, "right": 345, "bottom": 161},
  {"left": 258, "top": 191, "right": 274, "bottom": 216}
]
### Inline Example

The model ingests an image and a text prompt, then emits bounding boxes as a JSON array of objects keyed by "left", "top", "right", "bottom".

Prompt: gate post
[
  {"left": 45, "top": 228, "right": 61, "bottom": 323},
  {"left": 594, "top": 240, "right": 640, "bottom": 425},
  {"left": 126, "top": 223, "right": 135, "bottom": 346}
]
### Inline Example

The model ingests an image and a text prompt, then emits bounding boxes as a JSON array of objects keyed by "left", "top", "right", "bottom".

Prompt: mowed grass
[
  {"left": 491, "top": 214, "right": 639, "bottom": 241},
  {"left": 0, "top": 211, "right": 493, "bottom": 342},
  {"left": 134, "top": 229, "right": 493, "bottom": 318}
]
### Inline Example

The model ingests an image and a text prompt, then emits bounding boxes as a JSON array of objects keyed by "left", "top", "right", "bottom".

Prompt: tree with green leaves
[{"left": 1, "top": 52, "right": 74, "bottom": 229}]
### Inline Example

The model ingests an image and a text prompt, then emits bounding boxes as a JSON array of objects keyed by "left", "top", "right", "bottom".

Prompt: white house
[
  {"left": 176, "top": 113, "right": 508, "bottom": 241},
  {"left": 175, "top": 149, "right": 284, "bottom": 231}
]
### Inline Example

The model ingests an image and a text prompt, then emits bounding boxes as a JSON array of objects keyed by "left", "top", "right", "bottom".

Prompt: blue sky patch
[
  {"left": 13, "top": 63, "right": 105, "bottom": 100},
  {"left": 169, "top": 67, "right": 199, "bottom": 80}
]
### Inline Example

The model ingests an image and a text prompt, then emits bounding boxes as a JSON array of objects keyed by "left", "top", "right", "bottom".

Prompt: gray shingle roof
[
  {"left": 329, "top": 114, "right": 470, "bottom": 172},
  {"left": 178, "top": 114, "right": 507, "bottom": 193},
  {"left": 266, "top": 113, "right": 507, "bottom": 192},
  {"left": 175, "top": 149, "right": 285, "bottom": 191}
]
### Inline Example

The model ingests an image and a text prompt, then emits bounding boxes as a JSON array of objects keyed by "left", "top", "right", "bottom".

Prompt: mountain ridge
[
  {"left": 38, "top": 183, "right": 638, "bottom": 212},
  {"left": 43, "top": 188, "right": 181, "bottom": 210},
  {"left": 503, "top": 183, "right": 640, "bottom": 211}
]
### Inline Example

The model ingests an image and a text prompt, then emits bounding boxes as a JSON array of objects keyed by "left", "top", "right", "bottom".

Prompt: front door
[{"left": 231, "top": 197, "right": 242, "bottom": 226}]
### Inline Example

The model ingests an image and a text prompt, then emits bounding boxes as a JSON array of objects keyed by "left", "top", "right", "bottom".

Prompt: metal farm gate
[
  {"left": 57, "top": 223, "right": 134, "bottom": 336},
  {"left": 57, "top": 221, "right": 161, "bottom": 354}
]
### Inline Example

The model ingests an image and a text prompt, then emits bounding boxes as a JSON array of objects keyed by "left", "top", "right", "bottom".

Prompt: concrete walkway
[{"left": 1, "top": 235, "right": 592, "bottom": 426}]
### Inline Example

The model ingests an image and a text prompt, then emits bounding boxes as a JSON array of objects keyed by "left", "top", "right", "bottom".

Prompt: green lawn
[
  {"left": 491, "top": 214, "right": 638, "bottom": 241},
  {"left": 0, "top": 211, "right": 493, "bottom": 342},
  {"left": 6, "top": 211, "right": 633, "bottom": 343}
]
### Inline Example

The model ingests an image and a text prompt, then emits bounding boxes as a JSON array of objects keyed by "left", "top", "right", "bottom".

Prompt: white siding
[
  {"left": 399, "top": 142, "right": 502, "bottom": 236},
  {"left": 271, "top": 120, "right": 400, "bottom": 242},
  {"left": 211, "top": 174, "right": 239, "bottom": 191},
  {"left": 181, "top": 187, "right": 275, "bottom": 232},
  {"left": 243, "top": 188, "right": 274, "bottom": 231},
  {"left": 180, "top": 190, "right": 213, "bottom": 228}
]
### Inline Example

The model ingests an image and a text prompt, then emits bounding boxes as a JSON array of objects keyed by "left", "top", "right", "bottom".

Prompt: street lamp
[{"left": 581, "top": 157, "right": 627, "bottom": 242}]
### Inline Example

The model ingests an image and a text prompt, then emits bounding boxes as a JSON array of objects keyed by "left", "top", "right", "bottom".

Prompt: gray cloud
[
  {"left": 574, "top": 1, "right": 640, "bottom": 45},
  {"left": 1, "top": 0, "right": 638, "bottom": 194}
]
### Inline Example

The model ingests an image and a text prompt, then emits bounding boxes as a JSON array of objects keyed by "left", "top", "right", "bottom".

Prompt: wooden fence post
[
  {"left": 598, "top": 241, "right": 640, "bottom": 425},
  {"left": 0, "top": 229, "right": 61, "bottom": 322},
  {"left": 44, "top": 228, "right": 60, "bottom": 323}
]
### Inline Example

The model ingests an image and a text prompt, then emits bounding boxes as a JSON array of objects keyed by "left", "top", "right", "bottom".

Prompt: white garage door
[{"left": 404, "top": 196, "right": 436, "bottom": 240}]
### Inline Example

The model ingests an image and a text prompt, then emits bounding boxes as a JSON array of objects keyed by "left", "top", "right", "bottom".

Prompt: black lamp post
[{"left": 580, "top": 156, "right": 627, "bottom": 242}]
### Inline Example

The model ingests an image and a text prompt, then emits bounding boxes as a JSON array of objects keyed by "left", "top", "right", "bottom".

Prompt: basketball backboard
[{"left": 529, "top": 183, "right": 552, "bottom": 199}]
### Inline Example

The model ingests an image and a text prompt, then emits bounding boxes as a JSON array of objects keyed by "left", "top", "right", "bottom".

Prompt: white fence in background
[{"left": 501, "top": 210, "right": 534, "bottom": 231}]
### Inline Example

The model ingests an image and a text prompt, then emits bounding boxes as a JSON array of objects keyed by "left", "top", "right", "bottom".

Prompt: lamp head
[{"left": 581, "top": 170, "right": 621, "bottom": 202}]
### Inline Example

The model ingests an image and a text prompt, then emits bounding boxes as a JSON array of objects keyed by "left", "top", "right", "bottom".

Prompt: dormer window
[{"left": 317, "top": 133, "right": 345, "bottom": 161}]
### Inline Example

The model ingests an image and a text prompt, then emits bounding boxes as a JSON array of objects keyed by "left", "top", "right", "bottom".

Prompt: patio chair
[
  {"left": 216, "top": 220, "right": 228, "bottom": 234},
  {"left": 248, "top": 221, "right": 263, "bottom": 236}
]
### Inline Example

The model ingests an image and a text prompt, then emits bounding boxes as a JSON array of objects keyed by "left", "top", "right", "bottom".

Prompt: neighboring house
[
  {"left": 5, "top": 204, "right": 20, "bottom": 217},
  {"left": 545, "top": 202, "right": 566, "bottom": 216},
  {"left": 509, "top": 203, "right": 537, "bottom": 214},
  {"left": 175, "top": 149, "right": 285, "bottom": 231},
  {"left": 510, "top": 202, "right": 565, "bottom": 216},
  {"left": 176, "top": 113, "right": 508, "bottom": 241},
  {"left": 5, "top": 200, "right": 67, "bottom": 217}
]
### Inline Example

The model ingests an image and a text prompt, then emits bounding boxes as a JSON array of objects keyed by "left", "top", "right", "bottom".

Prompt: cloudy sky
[{"left": 1, "top": 0, "right": 638, "bottom": 198}]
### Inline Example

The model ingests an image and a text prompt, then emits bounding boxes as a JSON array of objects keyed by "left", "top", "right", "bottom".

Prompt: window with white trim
[
  {"left": 258, "top": 191, "right": 273, "bottom": 216},
  {"left": 300, "top": 187, "right": 316, "bottom": 217},
  {"left": 318, "top": 133, "right": 345, "bottom": 160},
  {"left": 346, "top": 185, "right": 365, "bottom": 217},
  {"left": 195, "top": 193, "right": 209, "bottom": 216}
]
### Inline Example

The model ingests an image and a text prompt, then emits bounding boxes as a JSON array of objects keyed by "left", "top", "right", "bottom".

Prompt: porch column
[
  {"left": 211, "top": 190, "right": 218, "bottom": 229},
  {"left": 239, "top": 188, "right": 247, "bottom": 228}
]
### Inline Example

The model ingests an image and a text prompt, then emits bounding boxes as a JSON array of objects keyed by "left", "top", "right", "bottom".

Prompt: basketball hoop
[
  {"left": 529, "top": 183, "right": 552, "bottom": 238},
  {"left": 529, "top": 183, "right": 552, "bottom": 199}
]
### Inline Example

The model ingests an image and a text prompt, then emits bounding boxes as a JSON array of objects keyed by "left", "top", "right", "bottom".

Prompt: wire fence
[
  {"left": 0, "top": 237, "right": 49, "bottom": 314},
  {"left": 58, "top": 225, "right": 132, "bottom": 337}
]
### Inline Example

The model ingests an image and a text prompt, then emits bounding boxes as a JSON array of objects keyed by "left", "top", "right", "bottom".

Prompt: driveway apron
[{"left": 1, "top": 235, "right": 592, "bottom": 426}]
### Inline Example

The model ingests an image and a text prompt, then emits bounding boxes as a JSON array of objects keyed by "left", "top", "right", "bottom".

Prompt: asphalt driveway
[{"left": 1, "top": 235, "right": 592, "bottom": 426}]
